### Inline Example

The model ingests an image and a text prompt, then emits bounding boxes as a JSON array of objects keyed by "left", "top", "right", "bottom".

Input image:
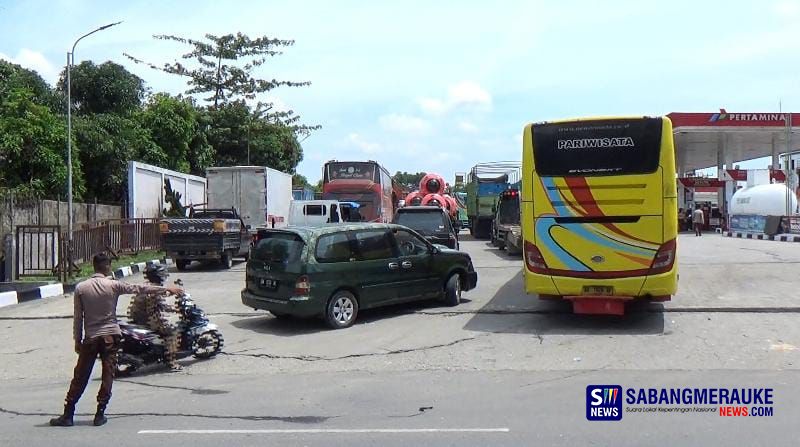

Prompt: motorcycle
[{"left": 116, "top": 280, "right": 223, "bottom": 375}]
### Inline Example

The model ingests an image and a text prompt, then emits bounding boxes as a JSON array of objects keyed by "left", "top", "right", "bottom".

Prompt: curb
[
  {"left": 115, "top": 258, "right": 173, "bottom": 279},
  {"left": 0, "top": 257, "right": 172, "bottom": 309},
  {"left": 724, "top": 232, "right": 800, "bottom": 242}
]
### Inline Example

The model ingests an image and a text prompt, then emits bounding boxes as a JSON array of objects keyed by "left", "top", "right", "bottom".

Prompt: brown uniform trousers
[{"left": 64, "top": 335, "right": 120, "bottom": 409}]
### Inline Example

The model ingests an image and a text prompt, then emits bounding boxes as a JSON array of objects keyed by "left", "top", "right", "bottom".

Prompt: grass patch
[
  {"left": 16, "top": 250, "right": 164, "bottom": 284},
  {"left": 71, "top": 250, "right": 164, "bottom": 282}
]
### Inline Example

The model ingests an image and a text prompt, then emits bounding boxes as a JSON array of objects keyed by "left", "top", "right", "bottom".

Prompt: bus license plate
[
  {"left": 583, "top": 286, "right": 613, "bottom": 296},
  {"left": 259, "top": 278, "right": 277, "bottom": 289}
]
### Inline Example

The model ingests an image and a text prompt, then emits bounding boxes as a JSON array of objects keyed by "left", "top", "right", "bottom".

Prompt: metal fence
[
  {"left": 66, "top": 218, "right": 161, "bottom": 266},
  {"left": 14, "top": 218, "right": 161, "bottom": 281},
  {"left": 15, "top": 225, "right": 60, "bottom": 278}
]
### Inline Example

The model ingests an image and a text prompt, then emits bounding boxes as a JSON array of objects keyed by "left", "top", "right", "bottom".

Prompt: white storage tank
[{"left": 730, "top": 184, "right": 798, "bottom": 216}]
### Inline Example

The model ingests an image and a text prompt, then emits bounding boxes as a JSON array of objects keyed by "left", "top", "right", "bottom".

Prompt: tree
[
  {"left": 0, "top": 60, "right": 62, "bottom": 113},
  {"left": 57, "top": 61, "right": 146, "bottom": 115},
  {"left": 0, "top": 88, "right": 84, "bottom": 199},
  {"left": 205, "top": 100, "right": 303, "bottom": 173},
  {"left": 292, "top": 173, "right": 310, "bottom": 188},
  {"left": 124, "top": 32, "right": 319, "bottom": 138},
  {"left": 73, "top": 113, "right": 163, "bottom": 202},
  {"left": 393, "top": 171, "right": 427, "bottom": 190},
  {"left": 138, "top": 93, "right": 212, "bottom": 174}
]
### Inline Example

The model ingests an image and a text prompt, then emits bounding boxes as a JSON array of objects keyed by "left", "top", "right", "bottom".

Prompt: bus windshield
[{"left": 532, "top": 118, "right": 662, "bottom": 176}]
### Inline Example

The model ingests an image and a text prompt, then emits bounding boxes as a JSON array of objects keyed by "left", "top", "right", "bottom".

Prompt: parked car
[
  {"left": 392, "top": 206, "right": 460, "bottom": 250},
  {"left": 241, "top": 223, "right": 478, "bottom": 329}
]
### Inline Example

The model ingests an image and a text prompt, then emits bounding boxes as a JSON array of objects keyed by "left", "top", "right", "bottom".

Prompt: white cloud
[
  {"left": 0, "top": 49, "right": 58, "bottom": 84},
  {"left": 774, "top": 0, "right": 800, "bottom": 17},
  {"left": 417, "top": 97, "right": 448, "bottom": 115},
  {"left": 447, "top": 81, "right": 492, "bottom": 107},
  {"left": 378, "top": 113, "right": 431, "bottom": 133},
  {"left": 346, "top": 133, "right": 381, "bottom": 154},
  {"left": 458, "top": 121, "right": 479, "bottom": 133},
  {"left": 417, "top": 80, "right": 492, "bottom": 115}
]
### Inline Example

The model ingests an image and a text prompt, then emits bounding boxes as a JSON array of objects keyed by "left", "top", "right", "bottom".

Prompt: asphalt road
[{"left": 1, "top": 232, "right": 799, "bottom": 446}]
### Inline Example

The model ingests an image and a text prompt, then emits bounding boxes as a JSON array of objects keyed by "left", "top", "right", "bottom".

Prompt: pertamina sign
[{"left": 668, "top": 110, "right": 798, "bottom": 128}]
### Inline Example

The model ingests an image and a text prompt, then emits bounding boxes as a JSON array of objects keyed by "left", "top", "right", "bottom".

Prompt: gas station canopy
[{"left": 667, "top": 111, "right": 800, "bottom": 174}]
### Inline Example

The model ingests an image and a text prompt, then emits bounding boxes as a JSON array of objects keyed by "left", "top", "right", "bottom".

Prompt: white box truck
[{"left": 206, "top": 166, "right": 292, "bottom": 230}]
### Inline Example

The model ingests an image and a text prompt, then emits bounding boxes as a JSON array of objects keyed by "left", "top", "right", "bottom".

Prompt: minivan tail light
[
  {"left": 294, "top": 275, "right": 310, "bottom": 296},
  {"left": 650, "top": 239, "right": 676, "bottom": 274},
  {"left": 524, "top": 241, "right": 549, "bottom": 274}
]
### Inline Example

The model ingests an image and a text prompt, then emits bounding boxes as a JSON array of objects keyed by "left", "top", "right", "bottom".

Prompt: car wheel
[
  {"left": 443, "top": 273, "right": 462, "bottom": 307},
  {"left": 325, "top": 291, "right": 359, "bottom": 329},
  {"left": 176, "top": 260, "right": 189, "bottom": 271},
  {"left": 221, "top": 252, "right": 233, "bottom": 269}
]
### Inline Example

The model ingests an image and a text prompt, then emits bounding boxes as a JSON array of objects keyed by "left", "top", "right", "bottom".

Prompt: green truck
[{"left": 465, "top": 162, "right": 521, "bottom": 239}]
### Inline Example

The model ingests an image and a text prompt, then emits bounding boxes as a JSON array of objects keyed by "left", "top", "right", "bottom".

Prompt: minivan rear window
[
  {"left": 532, "top": 118, "right": 662, "bottom": 176},
  {"left": 316, "top": 232, "right": 354, "bottom": 263},
  {"left": 253, "top": 232, "right": 305, "bottom": 263}
]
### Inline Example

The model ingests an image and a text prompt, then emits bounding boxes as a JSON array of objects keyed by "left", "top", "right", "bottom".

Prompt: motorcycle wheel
[
  {"left": 115, "top": 356, "right": 138, "bottom": 377},
  {"left": 193, "top": 330, "right": 224, "bottom": 359}
]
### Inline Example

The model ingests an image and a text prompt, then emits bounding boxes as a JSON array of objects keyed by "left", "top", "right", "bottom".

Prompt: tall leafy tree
[
  {"left": 73, "top": 113, "right": 164, "bottom": 202},
  {"left": 57, "top": 61, "right": 146, "bottom": 115},
  {"left": 124, "top": 32, "right": 319, "bottom": 138},
  {"left": 0, "top": 88, "right": 84, "bottom": 199},
  {"left": 0, "top": 60, "right": 62, "bottom": 113},
  {"left": 393, "top": 171, "right": 427, "bottom": 190},
  {"left": 138, "top": 93, "right": 212, "bottom": 174},
  {"left": 206, "top": 100, "right": 303, "bottom": 173}
]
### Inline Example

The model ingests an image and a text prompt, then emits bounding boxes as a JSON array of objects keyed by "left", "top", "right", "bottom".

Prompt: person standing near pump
[
  {"left": 693, "top": 204, "right": 705, "bottom": 236},
  {"left": 50, "top": 253, "right": 182, "bottom": 427}
]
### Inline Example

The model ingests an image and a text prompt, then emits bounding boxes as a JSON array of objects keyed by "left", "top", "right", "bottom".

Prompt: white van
[{"left": 289, "top": 200, "right": 345, "bottom": 226}]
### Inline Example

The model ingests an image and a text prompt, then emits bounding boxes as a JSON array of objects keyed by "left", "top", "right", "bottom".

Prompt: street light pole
[{"left": 65, "top": 21, "right": 121, "bottom": 245}]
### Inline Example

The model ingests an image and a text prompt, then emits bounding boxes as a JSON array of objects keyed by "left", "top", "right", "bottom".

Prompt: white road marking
[{"left": 139, "top": 428, "right": 510, "bottom": 434}]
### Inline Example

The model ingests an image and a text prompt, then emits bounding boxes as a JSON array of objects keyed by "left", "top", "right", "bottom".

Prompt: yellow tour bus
[{"left": 521, "top": 116, "right": 678, "bottom": 315}]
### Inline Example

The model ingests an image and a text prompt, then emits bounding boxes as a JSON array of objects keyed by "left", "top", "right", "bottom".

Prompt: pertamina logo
[
  {"left": 586, "top": 385, "right": 623, "bottom": 421},
  {"left": 709, "top": 108, "right": 788, "bottom": 123}
]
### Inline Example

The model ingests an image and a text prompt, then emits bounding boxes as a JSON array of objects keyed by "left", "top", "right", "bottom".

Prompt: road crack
[
  {"left": 116, "top": 379, "right": 229, "bottom": 395},
  {"left": 222, "top": 335, "right": 486, "bottom": 362}
]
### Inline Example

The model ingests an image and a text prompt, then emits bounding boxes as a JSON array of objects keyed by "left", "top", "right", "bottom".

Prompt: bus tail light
[
  {"left": 294, "top": 276, "right": 311, "bottom": 296},
  {"left": 524, "top": 241, "right": 549, "bottom": 274},
  {"left": 649, "top": 239, "right": 676, "bottom": 274}
]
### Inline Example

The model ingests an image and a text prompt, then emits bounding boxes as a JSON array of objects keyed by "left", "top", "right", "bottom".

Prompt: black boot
[
  {"left": 93, "top": 405, "right": 107, "bottom": 426},
  {"left": 49, "top": 405, "right": 75, "bottom": 427}
]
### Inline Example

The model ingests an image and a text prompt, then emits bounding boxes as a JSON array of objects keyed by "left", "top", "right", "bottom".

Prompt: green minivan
[{"left": 241, "top": 223, "right": 478, "bottom": 328}]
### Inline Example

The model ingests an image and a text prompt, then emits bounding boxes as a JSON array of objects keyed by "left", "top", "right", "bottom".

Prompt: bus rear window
[{"left": 532, "top": 118, "right": 662, "bottom": 176}]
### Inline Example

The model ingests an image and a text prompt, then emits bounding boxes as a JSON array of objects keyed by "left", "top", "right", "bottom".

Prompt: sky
[{"left": 2, "top": 0, "right": 800, "bottom": 183}]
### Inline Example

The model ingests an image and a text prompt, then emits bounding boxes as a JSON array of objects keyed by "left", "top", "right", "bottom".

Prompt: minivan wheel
[
  {"left": 325, "top": 291, "right": 359, "bottom": 329},
  {"left": 443, "top": 274, "right": 462, "bottom": 307}
]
